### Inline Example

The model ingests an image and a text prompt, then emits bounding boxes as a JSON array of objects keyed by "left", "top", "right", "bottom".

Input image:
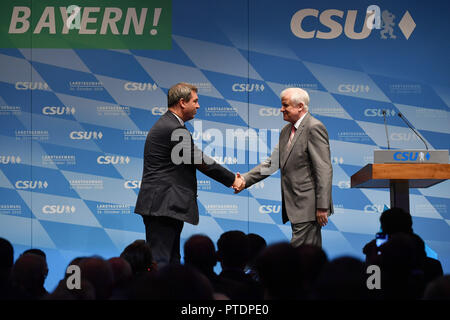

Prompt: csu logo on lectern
[{"left": 393, "top": 151, "right": 430, "bottom": 162}]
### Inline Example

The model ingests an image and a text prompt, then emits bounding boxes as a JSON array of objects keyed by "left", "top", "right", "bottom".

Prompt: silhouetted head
[
  {"left": 380, "top": 207, "right": 413, "bottom": 235},
  {"left": 184, "top": 234, "right": 217, "bottom": 273},
  {"left": 0, "top": 237, "right": 14, "bottom": 269},
  {"left": 108, "top": 257, "right": 132, "bottom": 288},
  {"left": 120, "top": 240, "right": 155, "bottom": 275},
  {"left": 21, "top": 248, "right": 48, "bottom": 279},
  {"left": 313, "top": 256, "right": 368, "bottom": 300},
  {"left": 79, "top": 256, "right": 114, "bottom": 300},
  {"left": 217, "top": 231, "right": 249, "bottom": 270},
  {"left": 296, "top": 244, "right": 328, "bottom": 293},
  {"left": 133, "top": 264, "right": 214, "bottom": 300},
  {"left": 22, "top": 248, "right": 46, "bottom": 259},
  {"left": 256, "top": 242, "right": 303, "bottom": 299},
  {"left": 11, "top": 253, "right": 48, "bottom": 299},
  {"left": 246, "top": 233, "right": 267, "bottom": 264}
]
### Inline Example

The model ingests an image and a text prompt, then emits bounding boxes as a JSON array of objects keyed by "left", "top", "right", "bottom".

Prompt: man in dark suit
[
  {"left": 135, "top": 83, "right": 243, "bottom": 265},
  {"left": 235, "top": 87, "right": 333, "bottom": 247}
]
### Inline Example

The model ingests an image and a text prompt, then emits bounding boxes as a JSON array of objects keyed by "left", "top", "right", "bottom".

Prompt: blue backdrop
[{"left": 0, "top": 0, "right": 449, "bottom": 291}]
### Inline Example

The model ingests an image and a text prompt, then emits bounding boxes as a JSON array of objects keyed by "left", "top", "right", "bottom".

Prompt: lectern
[{"left": 351, "top": 150, "right": 450, "bottom": 213}]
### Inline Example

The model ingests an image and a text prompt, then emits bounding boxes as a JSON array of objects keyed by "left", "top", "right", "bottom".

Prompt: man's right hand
[{"left": 232, "top": 172, "right": 246, "bottom": 193}]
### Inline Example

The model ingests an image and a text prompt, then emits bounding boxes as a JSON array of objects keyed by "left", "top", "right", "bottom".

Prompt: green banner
[{"left": 0, "top": 0, "right": 172, "bottom": 49}]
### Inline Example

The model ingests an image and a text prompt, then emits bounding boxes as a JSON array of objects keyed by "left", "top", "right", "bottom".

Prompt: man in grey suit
[
  {"left": 135, "top": 83, "right": 243, "bottom": 265},
  {"left": 235, "top": 88, "right": 333, "bottom": 247}
]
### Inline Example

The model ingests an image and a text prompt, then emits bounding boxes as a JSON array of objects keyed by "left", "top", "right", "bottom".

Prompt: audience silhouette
[
  {"left": 363, "top": 207, "right": 443, "bottom": 299},
  {"left": 0, "top": 209, "right": 448, "bottom": 300},
  {"left": 217, "top": 231, "right": 264, "bottom": 299},
  {"left": 255, "top": 242, "right": 304, "bottom": 299},
  {"left": 245, "top": 233, "right": 267, "bottom": 282},
  {"left": 312, "top": 256, "right": 369, "bottom": 300},
  {"left": 0, "top": 238, "right": 14, "bottom": 300},
  {"left": 183, "top": 234, "right": 242, "bottom": 299}
]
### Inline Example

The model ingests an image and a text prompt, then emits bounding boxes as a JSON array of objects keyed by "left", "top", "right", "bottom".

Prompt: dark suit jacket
[
  {"left": 135, "top": 111, "right": 235, "bottom": 225},
  {"left": 243, "top": 112, "right": 333, "bottom": 224}
]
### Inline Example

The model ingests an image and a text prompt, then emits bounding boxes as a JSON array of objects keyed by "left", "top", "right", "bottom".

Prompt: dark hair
[
  {"left": 0, "top": 237, "right": 14, "bottom": 269},
  {"left": 120, "top": 240, "right": 154, "bottom": 274},
  {"left": 184, "top": 234, "right": 217, "bottom": 272},
  {"left": 22, "top": 248, "right": 46, "bottom": 259},
  {"left": 168, "top": 83, "right": 198, "bottom": 107},
  {"left": 380, "top": 207, "right": 413, "bottom": 235},
  {"left": 256, "top": 242, "right": 303, "bottom": 299},
  {"left": 217, "top": 230, "right": 249, "bottom": 269}
]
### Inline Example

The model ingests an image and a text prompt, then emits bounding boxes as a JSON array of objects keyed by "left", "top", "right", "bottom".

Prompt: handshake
[{"left": 231, "top": 172, "right": 246, "bottom": 193}]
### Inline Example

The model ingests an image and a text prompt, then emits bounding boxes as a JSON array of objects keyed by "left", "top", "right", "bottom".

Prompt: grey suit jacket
[
  {"left": 243, "top": 112, "right": 333, "bottom": 224},
  {"left": 135, "top": 111, "right": 235, "bottom": 225}
]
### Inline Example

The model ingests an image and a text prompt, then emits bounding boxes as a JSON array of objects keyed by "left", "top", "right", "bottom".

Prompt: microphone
[
  {"left": 398, "top": 112, "right": 429, "bottom": 150},
  {"left": 382, "top": 110, "right": 390, "bottom": 150}
]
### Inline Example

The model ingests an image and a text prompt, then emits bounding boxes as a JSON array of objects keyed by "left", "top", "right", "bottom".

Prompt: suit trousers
[
  {"left": 142, "top": 215, "right": 184, "bottom": 265},
  {"left": 290, "top": 221, "right": 322, "bottom": 248}
]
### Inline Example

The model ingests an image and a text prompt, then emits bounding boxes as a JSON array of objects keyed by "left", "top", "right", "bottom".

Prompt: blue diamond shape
[{"left": 425, "top": 152, "right": 431, "bottom": 160}]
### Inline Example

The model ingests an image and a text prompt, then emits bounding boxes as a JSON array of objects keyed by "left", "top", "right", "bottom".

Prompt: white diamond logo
[{"left": 398, "top": 11, "right": 416, "bottom": 40}]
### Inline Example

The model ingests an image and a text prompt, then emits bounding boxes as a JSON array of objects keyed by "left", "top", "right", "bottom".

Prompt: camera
[{"left": 375, "top": 232, "right": 388, "bottom": 248}]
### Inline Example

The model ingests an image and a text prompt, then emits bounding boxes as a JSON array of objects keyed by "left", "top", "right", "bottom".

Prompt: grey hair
[
  {"left": 280, "top": 87, "right": 309, "bottom": 111},
  {"left": 168, "top": 83, "right": 198, "bottom": 107}
]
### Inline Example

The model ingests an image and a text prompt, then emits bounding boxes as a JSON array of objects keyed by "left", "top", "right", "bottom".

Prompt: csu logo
[
  {"left": 390, "top": 133, "right": 419, "bottom": 142},
  {"left": 364, "top": 109, "right": 396, "bottom": 117},
  {"left": 259, "top": 205, "right": 281, "bottom": 214},
  {"left": 393, "top": 151, "right": 430, "bottom": 162},
  {"left": 337, "top": 181, "right": 351, "bottom": 189},
  {"left": 291, "top": 8, "right": 415, "bottom": 40},
  {"left": 338, "top": 84, "right": 370, "bottom": 93},
  {"left": 232, "top": 83, "right": 265, "bottom": 92},
  {"left": 364, "top": 204, "right": 384, "bottom": 214},
  {"left": 70, "top": 131, "right": 103, "bottom": 140},
  {"left": 97, "top": 155, "right": 130, "bottom": 165},
  {"left": 332, "top": 157, "right": 344, "bottom": 165},
  {"left": 15, "top": 180, "right": 48, "bottom": 189},
  {"left": 291, "top": 8, "right": 373, "bottom": 39},
  {"left": 124, "top": 180, "right": 141, "bottom": 189},
  {"left": 42, "top": 106, "right": 75, "bottom": 115},
  {"left": 152, "top": 107, "right": 167, "bottom": 115},
  {"left": 42, "top": 205, "right": 76, "bottom": 214},
  {"left": 124, "top": 82, "right": 158, "bottom": 91},
  {"left": 259, "top": 108, "right": 281, "bottom": 117},
  {"left": 0, "top": 156, "right": 21, "bottom": 164},
  {"left": 15, "top": 82, "right": 49, "bottom": 90}
]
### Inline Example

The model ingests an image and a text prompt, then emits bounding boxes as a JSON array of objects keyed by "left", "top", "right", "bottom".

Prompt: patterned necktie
[{"left": 287, "top": 125, "right": 296, "bottom": 149}]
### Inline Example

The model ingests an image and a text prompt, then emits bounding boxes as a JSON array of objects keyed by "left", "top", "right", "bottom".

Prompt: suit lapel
[{"left": 281, "top": 113, "right": 310, "bottom": 169}]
